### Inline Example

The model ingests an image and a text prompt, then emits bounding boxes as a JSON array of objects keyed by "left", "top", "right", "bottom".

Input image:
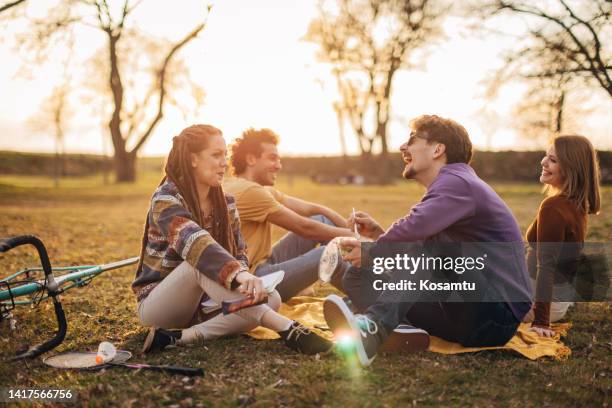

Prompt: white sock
[
  {"left": 179, "top": 327, "right": 202, "bottom": 345},
  {"left": 280, "top": 320, "right": 293, "bottom": 332}
]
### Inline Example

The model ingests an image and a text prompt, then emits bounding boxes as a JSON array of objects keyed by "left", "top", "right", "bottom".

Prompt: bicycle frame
[
  {"left": 1, "top": 258, "right": 138, "bottom": 304},
  {"left": 0, "top": 235, "right": 138, "bottom": 361}
]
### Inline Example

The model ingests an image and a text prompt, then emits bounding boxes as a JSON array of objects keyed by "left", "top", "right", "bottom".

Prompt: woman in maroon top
[{"left": 524, "top": 135, "right": 601, "bottom": 337}]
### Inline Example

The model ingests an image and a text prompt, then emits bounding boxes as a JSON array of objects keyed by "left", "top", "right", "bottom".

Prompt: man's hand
[
  {"left": 235, "top": 271, "right": 266, "bottom": 303},
  {"left": 529, "top": 325, "right": 555, "bottom": 338},
  {"left": 339, "top": 237, "right": 362, "bottom": 267},
  {"left": 347, "top": 211, "right": 384, "bottom": 240}
]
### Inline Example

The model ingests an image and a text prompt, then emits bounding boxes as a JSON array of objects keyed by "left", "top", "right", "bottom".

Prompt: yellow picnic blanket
[{"left": 248, "top": 296, "right": 571, "bottom": 360}]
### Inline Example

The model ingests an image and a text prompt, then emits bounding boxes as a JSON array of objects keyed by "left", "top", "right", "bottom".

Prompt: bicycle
[{"left": 0, "top": 235, "right": 137, "bottom": 361}]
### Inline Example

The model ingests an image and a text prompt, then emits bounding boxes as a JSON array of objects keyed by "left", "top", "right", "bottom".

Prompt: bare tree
[
  {"left": 27, "top": 37, "right": 75, "bottom": 187},
  {"left": 312, "top": 75, "right": 349, "bottom": 157},
  {"left": 28, "top": 84, "right": 73, "bottom": 187},
  {"left": 485, "top": 0, "right": 611, "bottom": 98},
  {"left": 476, "top": 0, "right": 610, "bottom": 145},
  {"left": 511, "top": 74, "right": 597, "bottom": 148},
  {"left": 305, "top": 0, "right": 446, "bottom": 160},
  {"left": 14, "top": 0, "right": 210, "bottom": 181},
  {"left": 81, "top": 23, "right": 207, "bottom": 181},
  {"left": 514, "top": 76, "right": 569, "bottom": 142}
]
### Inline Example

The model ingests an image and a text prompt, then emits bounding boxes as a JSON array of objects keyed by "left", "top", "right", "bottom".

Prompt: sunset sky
[{"left": 0, "top": 0, "right": 610, "bottom": 157}]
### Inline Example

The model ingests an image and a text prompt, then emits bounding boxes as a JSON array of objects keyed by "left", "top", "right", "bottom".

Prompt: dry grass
[{"left": 0, "top": 174, "right": 610, "bottom": 407}]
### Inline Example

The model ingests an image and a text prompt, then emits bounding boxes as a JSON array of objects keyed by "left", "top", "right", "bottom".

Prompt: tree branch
[
  {"left": 557, "top": 0, "right": 610, "bottom": 89},
  {"left": 500, "top": 2, "right": 598, "bottom": 74},
  {"left": 91, "top": 0, "right": 110, "bottom": 31},
  {"left": 130, "top": 22, "right": 206, "bottom": 154},
  {"left": 118, "top": 0, "right": 129, "bottom": 29},
  {"left": 0, "top": 0, "right": 26, "bottom": 14},
  {"left": 496, "top": 0, "right": 611, "bottom": 97}
]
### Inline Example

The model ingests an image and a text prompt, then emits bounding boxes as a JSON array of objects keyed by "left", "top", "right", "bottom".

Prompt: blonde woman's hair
[{"left": 547, "top": 135, "right": 601, "bottom": 215}]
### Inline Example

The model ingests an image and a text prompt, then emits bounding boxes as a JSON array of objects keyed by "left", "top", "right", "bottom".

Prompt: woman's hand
[
  {"left": 529, "top": 325, "right": 555, "bottom": 338},
  {"left": 347, "top": 211, "right": 384, "bottom": 240},
  {"left": 235, "top": 272, "right": 266, "bottom": 303},
  {"left": 339, "top": 237, "right": 361, "bottom": 267}
]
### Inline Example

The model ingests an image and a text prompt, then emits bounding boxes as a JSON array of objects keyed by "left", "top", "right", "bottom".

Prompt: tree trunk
[
  {"left": 107, "top": 32, "right": 128, "bottom": 183},
  {"left": 379, "top": 129, "right": 389, "bottom": 158},
  {"left": 54, "top": 122, "right": 63, "bottom": 187},
  {"left": 115, "top": 150, "right": 136, "bottom": 182},
  {"left": 554, "top": 90, "right": 565, "bottom": 134},
  {"left": 54, "top": 149, "right": 60, "bottom": 188},
  {"left": 104, "top": 23, "right": 205, "bottom": 183},
  {"left": 334, "top": 105, "right": 348, "bottom": 158},
  {"left": 61, "top": 139, "right": 65, "bottom": 176}
]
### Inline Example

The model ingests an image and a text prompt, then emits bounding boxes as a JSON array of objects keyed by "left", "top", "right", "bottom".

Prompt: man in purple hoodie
[{"left": 324, "top": 115, "right": 532, "bottom": 367}]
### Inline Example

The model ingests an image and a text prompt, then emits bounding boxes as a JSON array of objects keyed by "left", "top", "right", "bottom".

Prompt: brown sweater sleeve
[{"left": 533, "top": 201, "right": 566, "bottom": 327}]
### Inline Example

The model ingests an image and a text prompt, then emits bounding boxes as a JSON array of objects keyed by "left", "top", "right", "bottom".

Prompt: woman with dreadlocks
[{"left": 132, "top": 124, "right": 331, "bottom": 355}]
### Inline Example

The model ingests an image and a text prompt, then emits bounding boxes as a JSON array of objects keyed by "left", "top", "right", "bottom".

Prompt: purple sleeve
[{"left": 378, "top": 174, "right": 476, "bottom": 242}]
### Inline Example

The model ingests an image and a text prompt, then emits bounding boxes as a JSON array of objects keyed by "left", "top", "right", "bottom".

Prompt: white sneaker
[{"left": 323, "top": 294, "right": 381, "bottom": 367}]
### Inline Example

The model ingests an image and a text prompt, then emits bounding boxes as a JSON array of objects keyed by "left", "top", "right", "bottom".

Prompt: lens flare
[
  {"left": 332, "top": 330, "right": 363, "bottom": 377},
  {"left": 334, "top": 330, "right": 357, "bottom": 354}
]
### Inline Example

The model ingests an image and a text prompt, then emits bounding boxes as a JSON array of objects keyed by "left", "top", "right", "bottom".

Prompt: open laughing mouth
[{"left": 403, "top": 155, "right": 412, "bottom": 164}]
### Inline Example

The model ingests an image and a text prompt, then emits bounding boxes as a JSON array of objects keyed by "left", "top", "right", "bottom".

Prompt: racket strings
[{"left": 44, "top": 350, "right": 132, "bottom": 369}]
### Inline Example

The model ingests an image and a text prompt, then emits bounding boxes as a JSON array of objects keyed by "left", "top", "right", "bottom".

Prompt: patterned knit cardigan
[{"left": 131, "top": 179, "right": 249, "bottom": 302}]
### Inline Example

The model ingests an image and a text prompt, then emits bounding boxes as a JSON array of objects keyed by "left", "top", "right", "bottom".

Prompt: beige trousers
[{"left": 138, "top": 261, "right": 283, "bottom": 343}]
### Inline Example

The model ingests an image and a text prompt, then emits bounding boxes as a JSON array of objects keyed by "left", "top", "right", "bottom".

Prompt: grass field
[{"left": 0, "top": 173, "right": 610, "bottom": 407}]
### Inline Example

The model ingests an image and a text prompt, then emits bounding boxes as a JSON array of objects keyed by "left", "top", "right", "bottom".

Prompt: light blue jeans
[{"left": 255, "top": 214, "right": 339, "bottom": 301}]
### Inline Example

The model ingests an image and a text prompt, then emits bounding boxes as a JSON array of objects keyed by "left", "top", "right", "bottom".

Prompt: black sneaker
[
  {"left": 379, "top": 324, "right": 430, "bottom": 353},
  {"left": 323, "top": 294, "right": 383, "bottom": 367},
  {"left": 280, "top": 321, "right": 333, "bottom": 355},
  {"left": 142, "top": 327, "right": 182, "bottom": 354}
]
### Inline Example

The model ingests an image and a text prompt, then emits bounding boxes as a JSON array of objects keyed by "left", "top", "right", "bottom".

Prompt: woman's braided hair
[{"left": 137, "top": 125, "right": 237, "bottom": 273}]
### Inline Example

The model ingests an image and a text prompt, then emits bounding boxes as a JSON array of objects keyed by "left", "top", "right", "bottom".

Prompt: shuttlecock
[{"left": 95, "top": 341, "right": 116, "bottom": 364}]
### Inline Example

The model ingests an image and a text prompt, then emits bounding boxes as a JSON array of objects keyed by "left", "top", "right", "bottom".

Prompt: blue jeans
[
  {"left": 344, "top": 267, "right": 523, "bottom": 347},
  {"left": 255, "top": 214, "right": 337, "bottom": 301},
  {"left": 378, "top": 302, "right": 519, "bottom": 347},
  {"left": 369, "top": 301, "right": 520, "bottom": 347}
]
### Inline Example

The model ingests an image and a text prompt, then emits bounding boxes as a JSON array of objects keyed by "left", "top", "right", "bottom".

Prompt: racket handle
[
  {"left": 141, "top": 364, "right": 204, "bottom": 377},
  {"left": 221, "top": 296, "right": 266, "bottom": 315}
]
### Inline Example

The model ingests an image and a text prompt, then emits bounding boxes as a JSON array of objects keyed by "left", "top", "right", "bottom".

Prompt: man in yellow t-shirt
[{"left": 224, "top": 128, "right": 354, "bottom": 301}]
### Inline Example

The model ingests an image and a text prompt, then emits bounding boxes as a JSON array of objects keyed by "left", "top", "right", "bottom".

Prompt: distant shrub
[
  {"left": 1, "top": 150, "right": 610, "bottom": 184},
  {"left": 279, "top": 151, "right": 611, "bottom": 184}
]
